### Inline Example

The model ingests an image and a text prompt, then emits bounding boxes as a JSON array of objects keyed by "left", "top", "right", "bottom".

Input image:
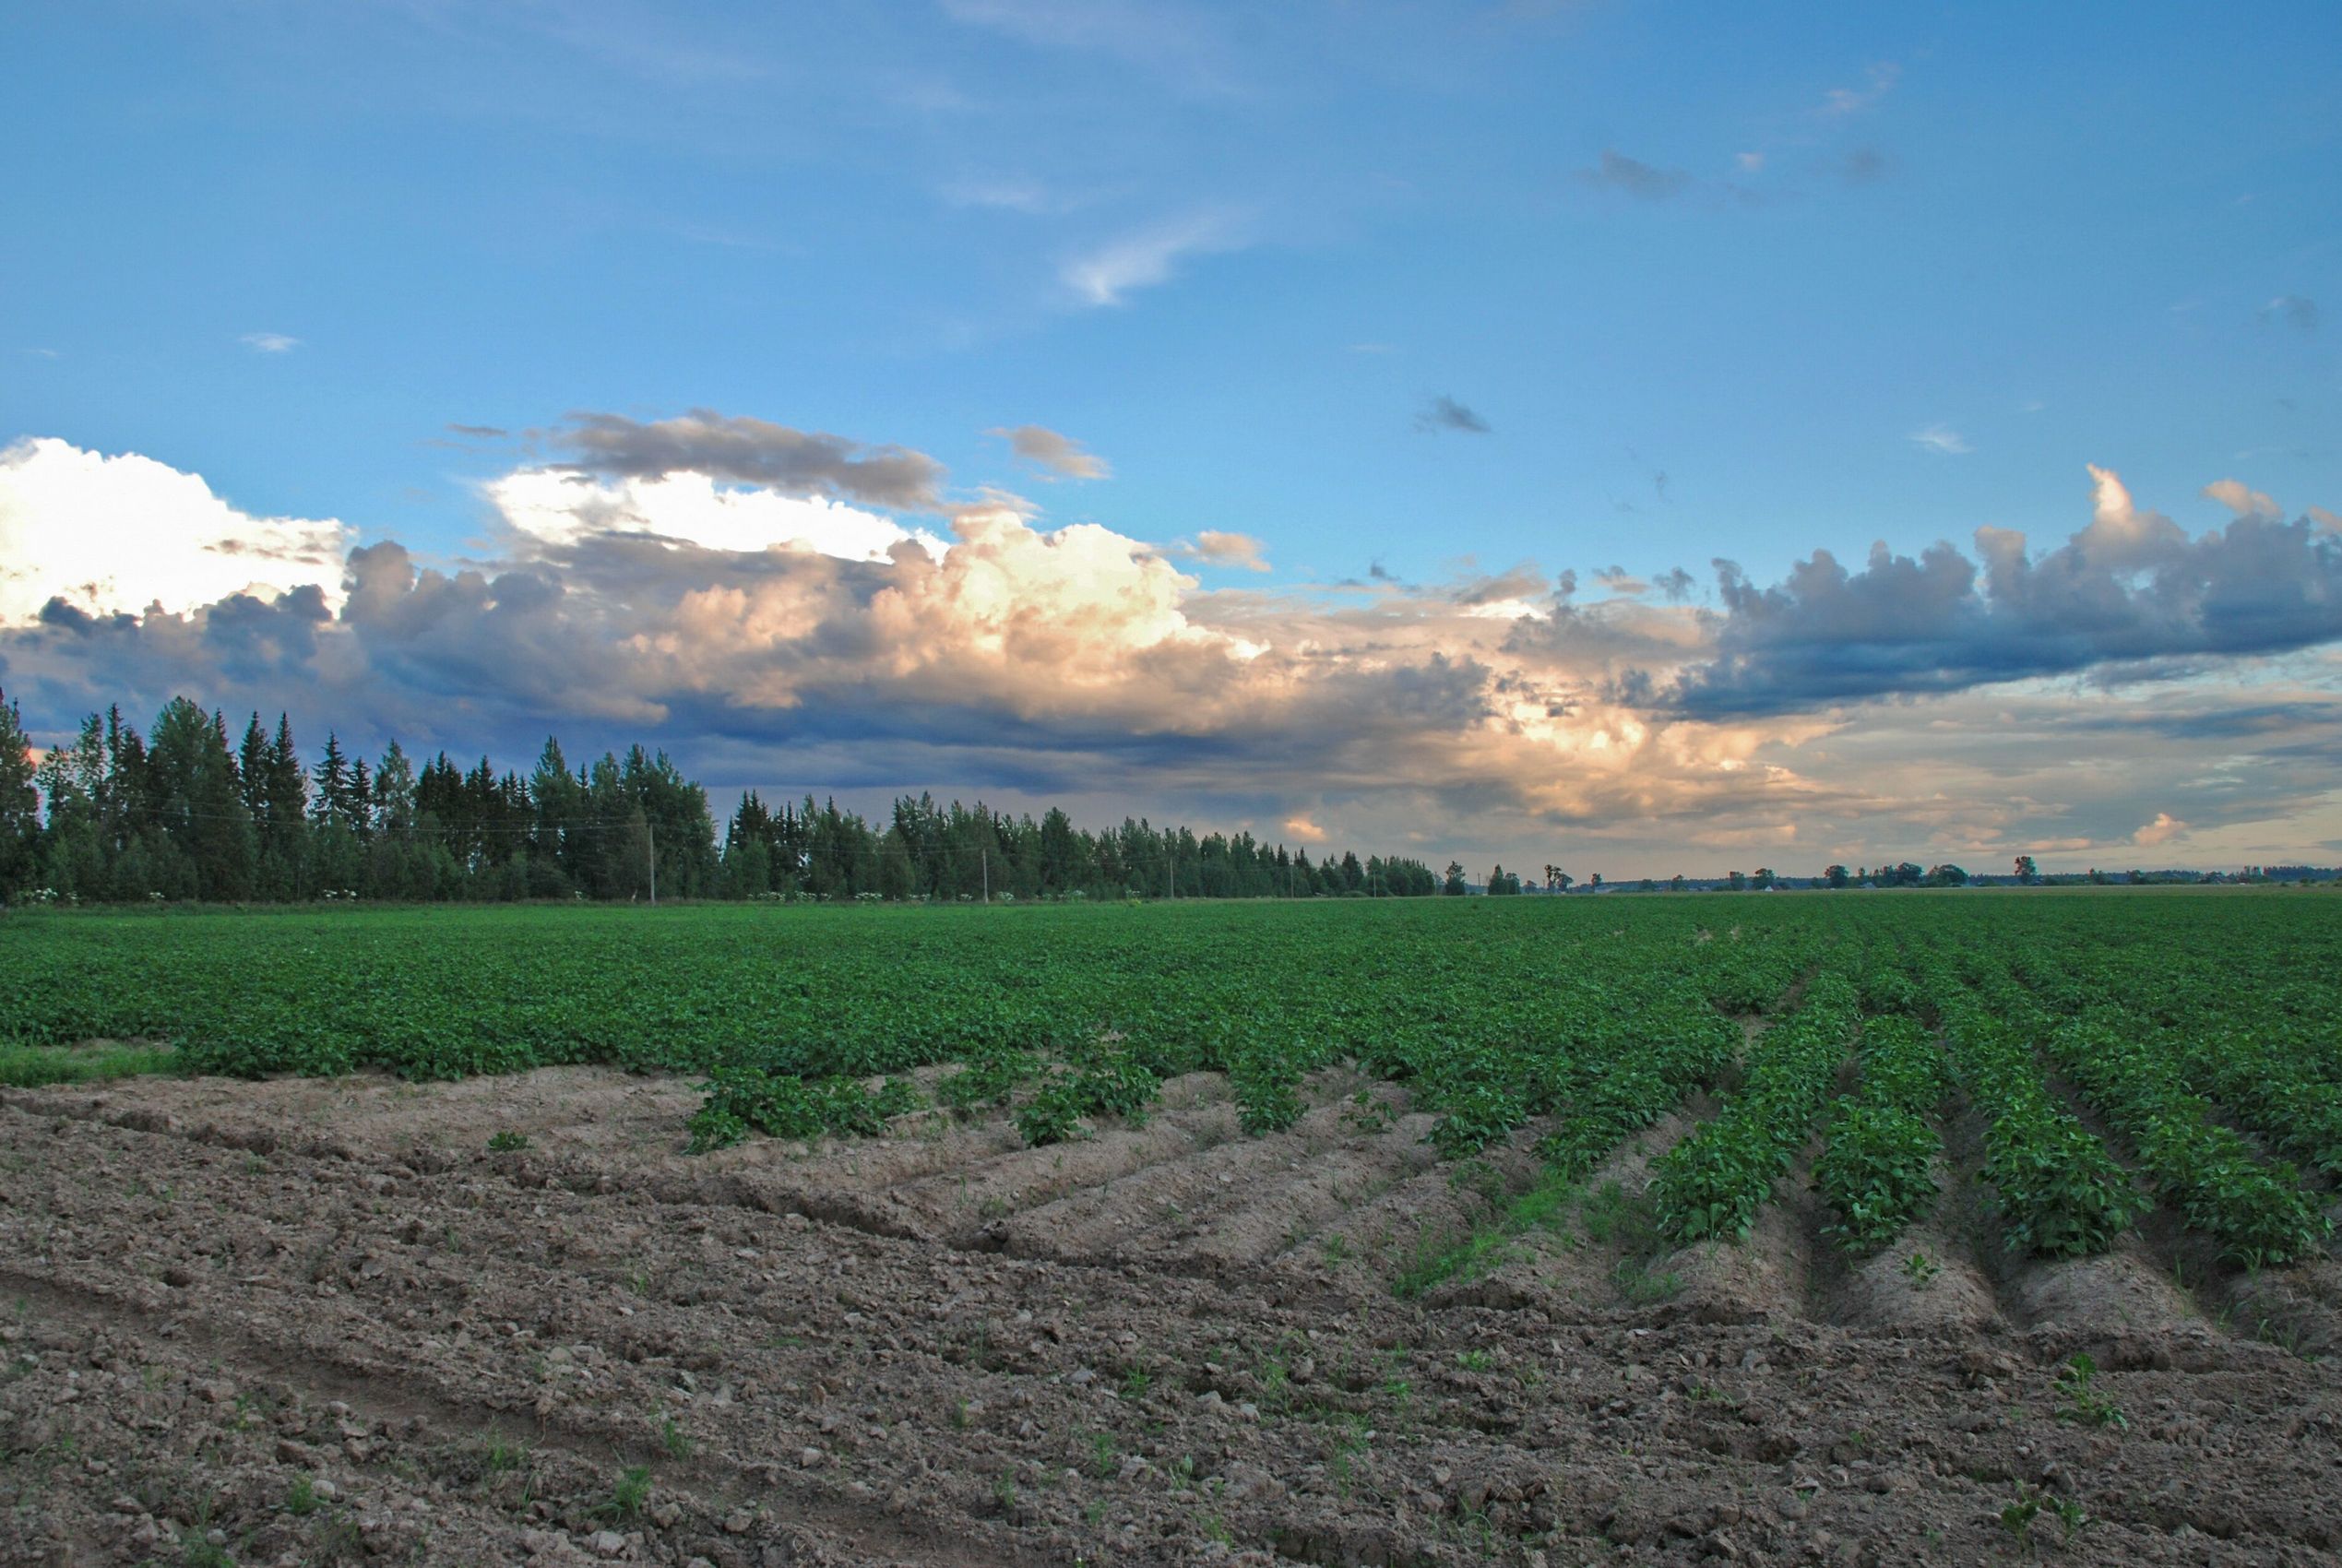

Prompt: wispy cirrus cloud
[
  {"left": 1820, "top": 62, "right": 1899, "bottom": 117},
  {"left": 938, "top": 0, "right": 1230, "bottom": 90},
  {"left": 239, "top": 332, "right": 301, "bottom": 354},
  {"left": 939, "top": 175, "right": 1068, "bottom": 215},
  {"left": 1061, "top": 212, "right": 1244, "bottom": 307},
  {"left": 1908, "top": 423, "right": 1971, "bottom": 456}
]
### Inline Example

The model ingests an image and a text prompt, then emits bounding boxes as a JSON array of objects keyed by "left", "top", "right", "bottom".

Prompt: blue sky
[{"left": 4, "top": 1, "right": 2340, "bottom": 873}]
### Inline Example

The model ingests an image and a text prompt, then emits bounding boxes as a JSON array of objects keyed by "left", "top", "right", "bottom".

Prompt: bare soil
[{"left": 5, "top": 1066, "right": 2340, "bottom": 1568}]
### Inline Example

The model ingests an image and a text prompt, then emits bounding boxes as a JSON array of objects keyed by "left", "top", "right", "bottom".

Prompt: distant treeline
[{"left": 0, "top": 691, "right": 1440, "bottom": 904}]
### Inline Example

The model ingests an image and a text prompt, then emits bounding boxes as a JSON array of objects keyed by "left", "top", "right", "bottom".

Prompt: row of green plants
[
  {"left": 2167, "top": 1027, "right": 2342, "bottom": 1181},
  {"left": 1922, "top": 955, "right": 2146, "bottom": 1258},
  {"left": 1811, "top": 1013, "right": 1945, "bottom": 1252},
  {"left": 1990, "top": 932, "right": 2335, "bottom": 1265},
  {"left": 1648, "top": 976, "right": 1862, "bottom": 1243},
  {"left": 2013, "top": 937, "right": 2342, "bottom": 1182},
  {"left": 2039, "top": 1014, "right": 2329, "bottom": 1266}
]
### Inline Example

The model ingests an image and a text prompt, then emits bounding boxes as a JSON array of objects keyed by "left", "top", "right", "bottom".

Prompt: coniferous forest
[{"left": 0, "top": 690, "right": 1440, "bottom": 904}]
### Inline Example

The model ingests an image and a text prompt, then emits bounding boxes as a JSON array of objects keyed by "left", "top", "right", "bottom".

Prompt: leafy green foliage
[
  {"left": 1013, "top": 1072, "right": 1089, "bottom": 1146},
  {"left": 1813, "top": 1014, "right": 1944, "bottom": 1253},
  {"left": 1231, "top": 1053, "right": 1304, "bottom": 1135},
  {"left": 1813, "top": 1101, "right": 1937, "bottom": 1253},
  {"left": 686, "top": 1068, "right": 922, "bottom": 1151},
  {"left": 1932, "top": 988, "right": 2146, "bottom": 1258},
  {"left": 2041, "top": 1015, "right": 2330, "bottom": 1265},
  {"left": 1650, "top": 978, "right": 1861, "bottom": 1244},
  {"left": 12, "top": 893, "right": 2342, "bottom": 1273},
  {"left": 2053, "top": 1352, "right": 2126, "bottom": 1430}
]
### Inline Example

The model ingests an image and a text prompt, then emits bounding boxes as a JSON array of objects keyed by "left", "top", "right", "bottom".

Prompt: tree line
[{"left": 0, "top": 690, "right": 1440, "bottom": 905}]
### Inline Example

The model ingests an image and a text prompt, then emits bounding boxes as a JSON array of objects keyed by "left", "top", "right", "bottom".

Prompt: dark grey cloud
[
  {"left": 1415, "top": 395, "right": 1492, "bottom": 434},
  {"left": 447, "top": 423, "right": 510, "bottom": 439},
  {"left": 550, "top": 409, "right": 946, "bottom": 510},
  {"left": 1577, "top": 149, "right": 1691, "bottom": 200},
  {"left": 1654, "top": 567, "right": 1696, "bottom": 602},
  {"left": 2263, "top": 295, "right": 2319, "bottom": 334},
  {"left": 1660, "top": 506, "right": 2342, "bottom": 718},
  {"left": 2058, "top": 698, "right": 2342, "bottom": 750}
]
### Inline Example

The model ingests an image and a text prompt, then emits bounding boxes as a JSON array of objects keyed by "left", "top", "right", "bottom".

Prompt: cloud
[
  {"left": 938, "top": 0, "right": 1227, "bottom": 88},
  {"left": 2204, "top": 478, "right": 2281, "bottom": 521},
  {"left": 992, "top": 424, "right": 1110, "bottom": 480},
  {"left": 1838, "top": 147, "right": 1891, "bottom": 184},
  {"left": 1178, "top": 530, "right": 1270, "bottom": 572},
  {"left": 1654, "top": 567, "right": 1696, "bottom": 602},
  {"left": 2134, "top": 811, "right": 2186, "bottom": 847},
  {"left": 1577, "top": 149, "right": 1691, "bottom": 200},
  {"left": 1736, "top": 152, "right": 1765, "bottom": 173},
  {"left": 9, "top": 436, "right": 2341, "bottom": 874},
  {"left": 547, "top": 410, "right": 945, "bottom": 510},
  {"left": 939, "top": 176, "right": 1064, "bottom": 214},
  {"left": 1416, "top": 395, "right": 1492, "bottom": 435},
  {"left": 1061, "top": 213, "right": 1242, "bottom": 307},
  {"left": 1909, "top": 423, "right": 1971, "bottom": 456},
  {"left": 1820, "top": 62, "right": 1899, "bottom": 117},
  {"left": 0, "top": 437, "right": 354, "bottom": 626},
  {"left": 1283, "top": 814, "right": 1328, "bottom": 843},
  {"left": 2263, "top": 295, "right": 2319, "bottom": 334},
  {"left": 447, "top": 423, "right": 510, "bottom": 440},
  {"left": 0, "top": 436, "right": 1829, "bottom": 861},
  {"left": 1660, "top": 466, "right": 2342, "bottom": 718},
  {"left": 239, "top": 332, "right": 301, "bottom": 354},
  {"left": 484, "top": 468, "right": 934, "bottom": 564}
]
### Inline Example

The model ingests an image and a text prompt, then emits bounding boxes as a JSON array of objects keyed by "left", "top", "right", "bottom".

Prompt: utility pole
[
  {"left": 648, "top": 822, "right": 657, "bottom": 906},
  {"left": 1167, "top": 849, "right": 1174, "bottom": 901},
  {"left": 981, "top": 849, "right": 989, "bottom": 904}
]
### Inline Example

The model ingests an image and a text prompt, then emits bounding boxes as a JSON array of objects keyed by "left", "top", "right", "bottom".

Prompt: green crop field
[{"left": 5, "top": 889, "right": 2338, "bottom": 1265}]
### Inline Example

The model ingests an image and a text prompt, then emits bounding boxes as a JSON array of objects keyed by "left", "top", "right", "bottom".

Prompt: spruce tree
[{"left": 0, "top": 688, "right": 40, "bottom": 897}]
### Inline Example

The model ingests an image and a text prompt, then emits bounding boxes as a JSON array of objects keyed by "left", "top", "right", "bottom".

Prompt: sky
[{"left": 3, "top": 0, "right": 2339, "bottom": 876}]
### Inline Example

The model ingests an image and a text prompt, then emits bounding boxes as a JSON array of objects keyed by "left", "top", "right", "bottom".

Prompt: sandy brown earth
[{"left": 5, "top": 1063, "right": 2341, "bottom": 1568}]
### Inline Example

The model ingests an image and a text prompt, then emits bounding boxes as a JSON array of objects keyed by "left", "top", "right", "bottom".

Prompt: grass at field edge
[{"left": 0, "top": 1041, "right": 180, "bottom": 1089}]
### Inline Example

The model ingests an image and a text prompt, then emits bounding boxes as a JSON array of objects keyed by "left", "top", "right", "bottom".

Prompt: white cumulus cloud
[
  {"left": 0, "top": 436, "right": 352, "bottom": 625},
  {"left": 485, "top": 469, "right": 943, "bottom": 564},
  {"left": 2203, "top": 478, "right": 2281, "bottom": 520}
]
